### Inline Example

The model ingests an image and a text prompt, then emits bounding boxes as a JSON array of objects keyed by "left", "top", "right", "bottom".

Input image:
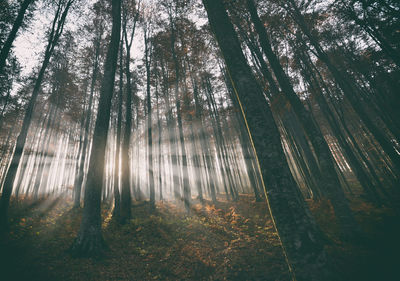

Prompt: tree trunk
[
  {"left": 73, "top": 30, "right": 101, "bottom": 208},
  {"left": 246, "top": 0, "right": 360, "bottom": 237},
  {"left": 113, "top": 42, "right": 124, "bottom": 218},
  {"left": 285, "top": 0, "right": 400, "bottom": 174},
  {"left": 70, "top": 0, "right": 120, "bottom": 256},
  {"left": 192, "top": 75, "right": 216, "bottom": 203},
  {"left": 202, "top": 1, "right": 334, "bottom": 280},
  {"left": 0, "top": 0, "right": 34, "bottom": 74},
  {"left": 144, "top": 29, "right": 155, "bottom": 208}
]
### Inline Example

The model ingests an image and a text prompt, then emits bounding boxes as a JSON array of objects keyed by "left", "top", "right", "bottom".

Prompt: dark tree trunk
[
  {"left": 72, "top": 77, "right": 89, "bottom": 203},
  {"left": 299, "top": 53, "right": 383, "bottom": 205},
  {"left": 185, "top": 68, "right": 204, "bottom": 203},
  {"left": 120, "top": 50, "right": 132, "bottom": 222},
  {"left": 119, "top": 0, "right": 140, "bottom": 218},
  {"left": 70, "top": 0, "right": 120, "bottom": 256},
  {"left": 201, "top": 1, "right": 334, "bottom": 280},
  {"left": 73, "top": 29, "right": 101, "bottom": 208},
  {"left": 155, "top": 80, "right": 163, "bottom": 201},
  {"left": 246, "top": 0, "right": 360, "bottom": 237},
  {"left": 204, "top": 80, "right": 237, "bottom": 201},
  {"left": 0, "top": 0, "right": 34, "bottom": 74},
  {"left": 176, "top": 92, "right": 190, "bottom": 212},
  {"left": 144, "top": 28, "right": 155, "bottom": 208},
  {"left": 169, "top": 16, "right": 188, "bottom": 207}
]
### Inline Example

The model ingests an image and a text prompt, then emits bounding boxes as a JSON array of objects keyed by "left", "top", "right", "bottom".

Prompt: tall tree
[
  {"left": 73, "top": 13, "right": 104, "bottom": 208},
  {"left": 0, "top": 0, "right": 74, "bottom": 230},
  {"left": 70, "top": 0, "right": 121, "bottom": 256},
  {"left": 165, "top": 2, "right": 191, "bottom": 211},
  {"left": 283, "top": 0, "right": 400, "bottom": 174},
  {"left": 0, "top": 0, "right": 35, "bottom": 74},
  {"left": 201, "top": 0, "right": 334, "bottom": 280},
  {"left": 245, "top": 0, "right": 360, "bottom": 236},
  {"left": 143, "top": 14, "right": 155, "bottom": 207},
  {"left": 120, "top": 0, "right": 140, "bottom": 223},
  {"left": 113, "top": 40, "right": 124, "bottom": 218}
]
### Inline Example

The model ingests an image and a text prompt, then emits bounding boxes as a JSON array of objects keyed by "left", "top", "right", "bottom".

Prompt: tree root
[{"left": 69, "top": 227, "right": 107, "bottom": 258}]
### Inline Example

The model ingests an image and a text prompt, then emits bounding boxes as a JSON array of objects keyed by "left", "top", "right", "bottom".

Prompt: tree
[
  {"left": 282, "top": 0, "right": 400, "bottom": 174},
  {"left": 73, "top": 5, "right": 105, "bottom": 208},
  {"left": 0, "top": 0, "right": 75, "bottom": 230},
  {"left": 112, "top": 40, "right": 123, "bottom": 218},
  {"left": 143, "top": 10, "right": 155, "bottom": 207},
  {"left": 120, "top": 0, "right": 140, "bottom": 223},
  {"left": 70, "top": 0, "right": 121, "bottom": 256},
  {"left": 164, "top": 1, "right": 191, "bottom": 211},
  {"left": 201, "top": 0, "right": 334, "bottom": 280},
  {"left": 245, "top": 0, "right": 360, "bottom": 237},
  {"left": 0, "top": 0, "right": 35, "bottom": 74}
]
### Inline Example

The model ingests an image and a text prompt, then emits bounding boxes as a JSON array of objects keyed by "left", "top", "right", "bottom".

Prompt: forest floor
[{"left": 0, "top": 193, "right": 399, "bottom": 281}]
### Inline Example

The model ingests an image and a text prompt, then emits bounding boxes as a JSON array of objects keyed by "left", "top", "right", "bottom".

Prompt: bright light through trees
[{"left": 0, "top": 0, "right": 399, "bottom": 280}]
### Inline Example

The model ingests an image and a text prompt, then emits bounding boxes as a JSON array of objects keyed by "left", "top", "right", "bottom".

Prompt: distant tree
[
  {"left": 0, "top": 0, "right": 75, "bottom": 230},
  {"left": 120, "top": 0, "right": 140, "bottom": 223},
  {"left": 112, "top": 40, "right": 123, "bottom": 218},
  {"left": 142, "top": 5, "right": 155, "bottom": 207}
]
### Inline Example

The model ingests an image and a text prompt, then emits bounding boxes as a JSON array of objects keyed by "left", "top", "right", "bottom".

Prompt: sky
[
  {"left": 14, "top": 3, "right": 48, "bottom": 77},
  {"left": 13, "top": 0, "right": 208, "bottom": 78},
  {"left": 13, "top": 0, "right": 91, "bottom": 77}
]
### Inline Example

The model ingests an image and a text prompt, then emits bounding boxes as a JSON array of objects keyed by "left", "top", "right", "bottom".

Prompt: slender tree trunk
[
  {"left": 155, "top": 81, "right": 163, "bottom": 201},
  {"left": 0, "top": 0, "right": 73, "bottom": 230},
  {"left": 120, "top": 54, "right": 132, "bottom": 222},
  {"left": 73, "top": 31, "right": 101, "bottom": 208},
  {"left": 14, "top": 109, "right": 46, "bottom": 198},
  {"left": 192, "top": 75, "right": 216, "bottom": 203},
  {"left": 0, "top": 129, "right": 14, "bottom": 191},
  {"left": 144, "top": 29, "right": 155, "bottom": 207},
  {"left": 113, "top": 42, "right": 124, "bottom": 218},
  {"left": 286, "top": 0, "right": 400, "bottom": 174},
  {"left": 32, "top": 105, "right": 58, "bottom": 199},
  {"left": 0, "top": 0, "right": 34, "bottom": 74},
  {"left": 300, "top": 55, "right": 383, "bottom": 205},
  {"left": 187, "top": 77, "right": 204, "bottom": 203},
  {"left": 168, "top": 17, "right": 187, "bottom": 204}
]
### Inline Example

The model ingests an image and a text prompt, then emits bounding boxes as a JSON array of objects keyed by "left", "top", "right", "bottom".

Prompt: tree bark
[
  {"left": 246, "top": 0, "right": 360, "bottom": 237},
  {"left": 202, "top": 0, "right": 335, "bottom": 280}
]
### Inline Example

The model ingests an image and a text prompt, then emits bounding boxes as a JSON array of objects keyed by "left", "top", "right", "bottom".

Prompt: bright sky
[
  {"left": 13, "top": 1, "right": 49, "bottom": 77},
  {"left": 13, "top": 0, "right": 93, "bottom": 77}
]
